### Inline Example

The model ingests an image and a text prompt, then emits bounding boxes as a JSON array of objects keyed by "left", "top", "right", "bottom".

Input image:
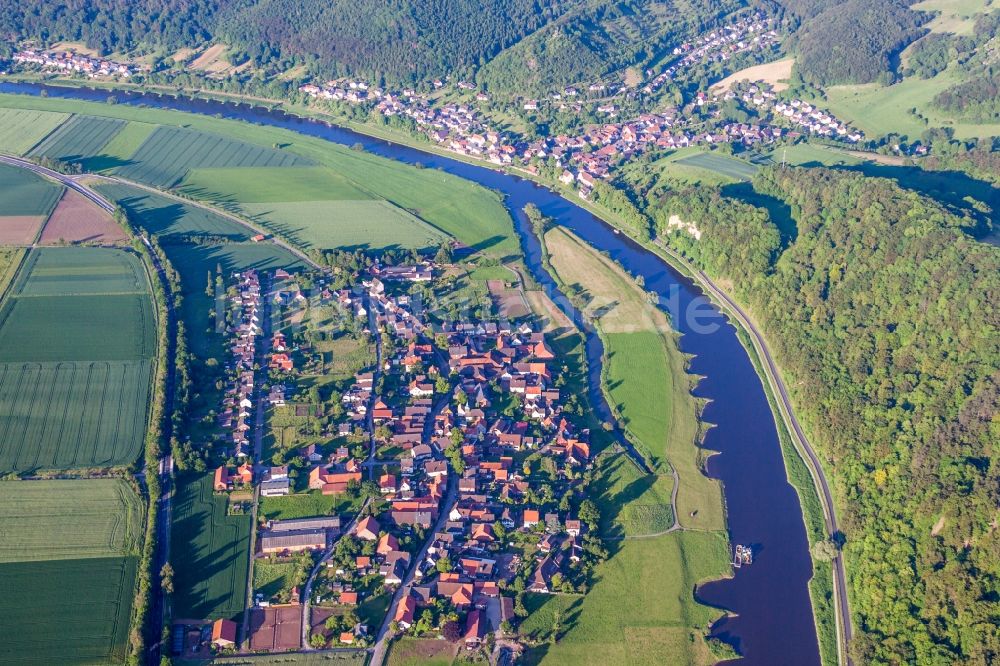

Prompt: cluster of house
[
  {"left": 217, "top": 270, "right": 262, "bottom": 459},
  {"left": 641, "top": 14, "right": 777, "bottom": 95},
  {"left": 727, "top": 82, "right": 865, "bottom": 142},
  {"left": 13, "top": 49, "right": 136, "bottom": 78},
  {"left": 383, "top": 321, "right": 593, "bottom": 647},
  {"left": 297, "top": 18, "right": 859, "bottom": 199}
]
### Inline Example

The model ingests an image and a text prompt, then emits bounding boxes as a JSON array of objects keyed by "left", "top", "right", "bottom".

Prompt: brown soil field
[
  {"left": 711, "top": 57, "right": 795, "bottom": 92},
  {"left": 487, "top": 279, "right": 531, "bottom": 319},
  {"left": 39, "top": 189, "right": 126, "bottom": 244},
  {"left": 0, "top": 216, "right": 45, "bottom": 244},
  {"left": 249, "top": 606, "right": 302, "bottom": 651}
]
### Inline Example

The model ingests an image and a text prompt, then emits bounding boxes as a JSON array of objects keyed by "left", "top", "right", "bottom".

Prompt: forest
[
  {"left": 0, "top": 0, "right": 220, "bottom": 54},
  {"left": 214, "top": 0, "right": 587, "bottom": 86},
  {"left": 657, "top": 169, "right": 999, "bottom": 665},
  {"left": 778, "top": 0, "right": 925, "bottom": 84}
]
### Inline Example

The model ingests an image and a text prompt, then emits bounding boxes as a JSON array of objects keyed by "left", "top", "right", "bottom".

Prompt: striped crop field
[
  {"left": 0, "top": 479, "right": 143, "bottom": 562},
  {"left": 95, "top": 182, "right": 254, "bottom": 240},
  {"left": 674, "top": 151, "right": 759, "bottom": 181},
  {"left": 0, "top": 247, "right": 155, "bottom": 473},
  {"left": 0, "top": 479, "right": 142, "bottom": 664},
  {"left": 240, "top": 199, "right": 448, "bottom": 250},
  {"left": 28, "top": 115, "right": 126, "bottom": 163},
  {"left": 172, "top": 472, "right": 251, "bottom": 620},
  {"left": 116, "top": 125, "right": 312, "bottom": 188},
  {"left": 0, "top": 108, "right": 70, "bottom": 155}
]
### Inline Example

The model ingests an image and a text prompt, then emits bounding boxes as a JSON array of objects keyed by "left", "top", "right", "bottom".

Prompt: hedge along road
[{"left": 0, "top": 83, "right": 839, "bottom": 665}]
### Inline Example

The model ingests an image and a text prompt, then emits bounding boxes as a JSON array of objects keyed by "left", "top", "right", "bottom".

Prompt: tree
[
  {"left": 436, "top": 556, "right": 452, "bottom": 573},
  {"left": 160, "top": 563, "right": 174, "bottom": 594},
  {"left": 811, "top": 539, "right": 839, "bottom": 562},
  {"left": 310, "top": 633, "right": 328, "bottom": 648},
  {"left": 578, "top": 499, "right": 600, "bottom": 527},
  {"left": 441, "top": 619, "right": 461, "bottom": 642}
]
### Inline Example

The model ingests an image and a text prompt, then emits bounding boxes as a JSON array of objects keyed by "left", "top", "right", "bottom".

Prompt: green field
[
  {"left": 591, "top": 449, "right": 675, "bottom": 538},
  {"left": 259, "top": 490, "right": 360, "bottom": 521},
  {"left": 11, "top": 245, "right": 149, "bottom": 296},
  {"left": 240, "top": 199, "right": 448, "bottom": 250},
  {"left": 815, "top": 67, "right": 1000, "bottom": 139},
  {"left": 0, "top": 95, "right": 517, "bottom": 258},
  {"left": 520, "top": 531, "right": 730, "bottom": 666},
  {"left": 674, "top": 151, "right": 759, "bottom": 180},
  {"left": 765, "top": 143, "right": 863, "bottom": 167},
  {"left": 96, "top": 183, "right": 253, "bottom": 240},
  {"left": 172, "top": 472, "right": 251, "bottom": 620},
  {"left": 0, "top": 556, "right": 139, "bottom": 664},
  {"left": 0, "top": 162, "right": 64, "bottom": 216},
  {"left": 0, "top": 360, "right": 151, "bottom": 471},
  {"left": 179, "top": 166, "right": 372, "bottom": 202},
  {"left": 0, "top": 479, "right": 142, "bottom": 562},
  {"left": 544, "top": 227, "right": 723, "bottom": 530},
  {"left": 116, "top": 125, "right": 312, "bottom": 188},
  {"left": 81, "top": 121, "right": 159, "bottom": 172},
  {"left": 0, "top": 108, "right": 70, "bottom": 155},
  {"left": 29, "top": 114, "right": 126, "bottom": 162},
  {"left": 0, "top": 247, "right": 154, "bottom": 472},
  {"left": 0, "top": 479, "right": 142, "bottom": 665}
]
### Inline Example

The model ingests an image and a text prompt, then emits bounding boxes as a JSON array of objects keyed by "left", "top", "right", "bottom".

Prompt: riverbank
[
  {"left": 0, "top": 81, "right": 828, "bottom": 665},
  {"left": 540, "top": 224, "right": 725, "bottom": 532}
]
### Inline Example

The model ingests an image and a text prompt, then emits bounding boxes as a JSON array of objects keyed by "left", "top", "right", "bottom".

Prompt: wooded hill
[{"left": 657, "top": 170, "right": 999, "bottom": 665}]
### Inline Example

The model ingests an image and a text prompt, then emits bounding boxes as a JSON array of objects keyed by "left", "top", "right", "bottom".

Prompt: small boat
[
  {"left": 613, "top": 228, "right": 620, "bottom": 235},
  {"left": 733, "top": 544, "right": 753, "bottom": 568}
]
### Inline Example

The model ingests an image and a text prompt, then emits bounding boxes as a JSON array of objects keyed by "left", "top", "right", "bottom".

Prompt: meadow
[
  {"left": 543, "top": 227, "right": 723, "bottom": 530},
  {"left": 29, "top": 115, "right": 126, "bottom": 162},
  {"left": 0, "top": 479, "right": 142, "bottom": 665},
  {"left": 0, "top": 107, "right": 69, "bottom": 155},
  {"left": 171, "top": 472, "right": 251, "bottom": 621},
  {"left": 0, "top": 162, "right": 64, "bottom": 216},
  {"left": 0, "top": 247, "right": 154, "bottom": 472},
  {"left": 386, "top": 637, "right": 457, "bottom": 666},
  {"left": 590, "top": 449, "right": 675, "bottom": 538},
  {"left": 259, "top": 490, "right": 361, "bottom": 522},
  {"left": 0, "top": 95, "right": 517, "bottom": 258},
  {"left": 519, "top": 531, "right": 730, "bottom": 666},
  {"left": 815, "top": 67, "right": 1000, "bottom": 140},
  {"left": 179, "top": 166, "right": 372, "bottom": 202}
]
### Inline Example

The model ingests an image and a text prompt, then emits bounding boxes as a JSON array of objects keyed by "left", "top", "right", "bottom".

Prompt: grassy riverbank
[
  {"left": 524, "top": 224, "right": 731, "bottom": 665},
  {"left": 542, "top": 226, "right": 725, "bottom": 532}
]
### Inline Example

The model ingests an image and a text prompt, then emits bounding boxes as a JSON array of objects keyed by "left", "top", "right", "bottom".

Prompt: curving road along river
[{"left": 0, "top": 82, "right": 845, "bottom": 665}]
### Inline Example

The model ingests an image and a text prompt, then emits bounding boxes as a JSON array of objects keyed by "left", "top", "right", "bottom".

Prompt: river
[{"left": 0, "top": 81, "right": 821, "bottom": 665}]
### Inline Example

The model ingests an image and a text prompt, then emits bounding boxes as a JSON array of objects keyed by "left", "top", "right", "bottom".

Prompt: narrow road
[
  {"left": 299, "top": 497, "right": 373, "bottom": 649},
  {"left": 240, "top": 274, "right": 273, "bottom": 648},
  {"left": 369, "top": 472, "right": 458, "bottom": 666},
  {"left": 658, "top": 243, "right": 854, "bottom": 665}
]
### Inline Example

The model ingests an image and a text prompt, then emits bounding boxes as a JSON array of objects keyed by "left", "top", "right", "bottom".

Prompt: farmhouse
[{"left": 211, "top": 618, "right": 238, "bottom": 648}]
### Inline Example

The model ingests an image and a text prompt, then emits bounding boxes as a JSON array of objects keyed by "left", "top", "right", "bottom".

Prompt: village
[
  {"left": 180, "top": 254, "right": 604, "bottom": 661},
  {"left": 297, "top": 14, "right": 862, "bottom": 198},
  {"left": 12, "top": 48, "right": 137, "bottom": 78}
]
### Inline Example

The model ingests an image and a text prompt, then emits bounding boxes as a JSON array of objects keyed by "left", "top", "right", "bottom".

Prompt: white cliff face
[{"left": 666, "top": 214, "right": 702, "bottom": 240}]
